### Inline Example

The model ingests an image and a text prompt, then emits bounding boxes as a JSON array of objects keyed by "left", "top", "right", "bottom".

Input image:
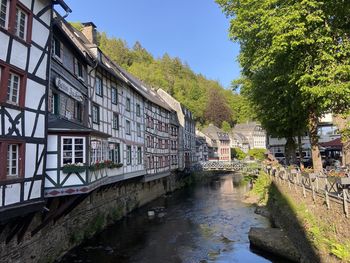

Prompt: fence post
[
  {"left": 311, "top": 183, "right": 316, "bottom": 202},
  {"left": 302, "top": 184, "right": 306, "bottom": 198},
  {"left": 325, "top": 191, "right": 330, "bottom": 209},
  {"left": 343, "top": 189, "right": 349, "bottom": 218}
]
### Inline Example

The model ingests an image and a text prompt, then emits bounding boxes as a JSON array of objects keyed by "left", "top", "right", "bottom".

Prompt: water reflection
[{"left": 59, "top": 174, "right": 284, "bottom": 263}]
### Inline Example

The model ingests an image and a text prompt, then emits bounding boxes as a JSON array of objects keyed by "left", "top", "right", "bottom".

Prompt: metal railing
[{"left": 266, "top": 165, "right": 350, "bottom": 218}]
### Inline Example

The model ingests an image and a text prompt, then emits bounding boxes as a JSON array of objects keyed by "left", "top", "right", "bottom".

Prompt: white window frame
[
  {"left": 112, "top": 113, "right": 119, "bottom": 130},
  {"left": 126, "top": 145, "right": 132, "bottom": 165},
  {"left": 95, "top": 76, "right": 103, "bottom": 96},
  {"left": 137, "top": 123, "right": 141, "bottom": 137},
  {"left": 0, "top": 0, "right": 9, "bottom": 29},
  {"left": 77, "top": 60, "right": 84, "bottom": 80},
  {"left": 7, "top": 72, "right": 20, "bottom": 105},
  {"left": 137, "top": 147, "right": 142, "bottom": 164},
  {"left": 7, "top": 144, "right": 19, "bottom": 177},
  {"left": 92, "top": 104, "right": 99, "bottom": 124},
  {"left": 53, "top": 37, "right": 62, "bottom": 60},
  {"left": 126, "top": 119, "right": 131, "bottom": 135},
  {"left": 61, "top": 137, "right": 86, "bottom": 166},
  {"left": 111, "top": 87, "right": 118, "bottom": 104},
  {"left": 126, "top": 97, "right": 131, "bottom": 111},
  {"left": 15, "top": 6, "right": 27, "bottom": 40},
  {"left": 91, "top": 139, "right": 108, "bottom": 164},
  {"left": 136, "top": 103, "right": 141, "bottom": 116},
  {"left": 109, "top": 143, "right": 120, "bottom": 163}
]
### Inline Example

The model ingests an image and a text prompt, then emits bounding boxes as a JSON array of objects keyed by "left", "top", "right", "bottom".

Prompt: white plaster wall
[
  {"left": 10, "top": 41, "right": 27, "bottom": 70},
  {"left": 45, "top": 170, "right": 57, "bottom": 186},
  {"left": 31, "top": 19, "right": 49, "bottom": 47},
  {"left": 34, "top": 114, "right": 45, "bottom": 138},
  {"left": 47, "top": 135, "right": 58, "bottom": 152},
  {"left": 5, "top": 184, "right": 21, "bottom": 205},
  {"left": 25, "top": 143, "right": 36, "bottom": 178},
  {"left": 30, "top": 180, "right": 41, "bottom": 199},
  {"left": 62, "top": 173, "right": 85, "bottom": 186},
  {"left": 20, "top": 0, "right": 31, "bottom": 9},
  {"left": 46, "top": 154, "right": 57, "bottom": 170},
  {"left": 0, "top": 32, "right": 9, "bottom": 61},
  {"left": 25, "top": 79, "right": 46, "bottom": 109}
]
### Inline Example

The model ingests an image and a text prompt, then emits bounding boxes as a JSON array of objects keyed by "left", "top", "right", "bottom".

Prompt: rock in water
[
  {"left": 248, "top": 227, "right": 300, "bottom": 262},
  {"left": 147, "top": 210, "right": 155, "bottom": 217}
]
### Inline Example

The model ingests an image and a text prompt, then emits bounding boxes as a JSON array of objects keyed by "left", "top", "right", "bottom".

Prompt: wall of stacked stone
[
  {"left": 0, "top": 173, "right": 181, "bottom": 263},
  {"left": 270, "top": 176, "right": 350, "bottom": 263}
]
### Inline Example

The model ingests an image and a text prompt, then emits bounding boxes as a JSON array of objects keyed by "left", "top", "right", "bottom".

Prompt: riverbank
[
  {"left": 0, "top": 171, "right": 221, "bottom": 263},
  {"left": 247, "top": 171, "right": 350, "bottom": 263},
  {"left": 58, "top": 172, "right": 276, "bottom": 263}
]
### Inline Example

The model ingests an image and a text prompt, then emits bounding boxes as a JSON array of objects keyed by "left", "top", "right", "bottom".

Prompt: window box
[
  {"left": 89, "top": 161, "right": 106, "bottom": 171},
  {"left": 62, "top": 163, "right": 86, "bottom": 174},
  {"left": 104, "top": 160, "right": 123, "bottom": 169}
]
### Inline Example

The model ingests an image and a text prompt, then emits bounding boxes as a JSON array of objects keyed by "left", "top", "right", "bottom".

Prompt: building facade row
[{"left": 0, "top": 1, "right": 197, "bottom": 222}]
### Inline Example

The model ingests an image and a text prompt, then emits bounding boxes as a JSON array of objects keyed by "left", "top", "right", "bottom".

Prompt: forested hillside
[{"left": 71, "top": 23, "right": 255, "bottom": 127}]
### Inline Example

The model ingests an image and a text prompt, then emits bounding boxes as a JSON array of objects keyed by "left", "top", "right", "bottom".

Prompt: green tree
[
  {"left": 248, "top": 148, "right": 266, "bottom": 161},
  {"left": 231, "top": 148, "right": 247, "bottom": 160},
  {"left": 221, "top": 121, "right": 231, "bottom": 132},
  {"left": 217, "top": 0, "right": 350, "bottom": 171}
]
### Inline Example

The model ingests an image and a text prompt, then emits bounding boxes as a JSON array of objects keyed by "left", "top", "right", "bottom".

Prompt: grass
[{"left": 248, "top": 171, "right": 271, "bottom": 205}]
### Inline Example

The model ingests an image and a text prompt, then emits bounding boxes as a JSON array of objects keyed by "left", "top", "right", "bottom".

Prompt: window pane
[{"left": 0, "top": 0, "right": 8, "bottom": 28}]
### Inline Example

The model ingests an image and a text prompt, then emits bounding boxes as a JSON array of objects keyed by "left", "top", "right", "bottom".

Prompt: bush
[
  {"left": 248, "top": 148, "right": 266, "bottom": 161},
  {"left": 231, "top": 148, "right": 247, "bottom": 160}
]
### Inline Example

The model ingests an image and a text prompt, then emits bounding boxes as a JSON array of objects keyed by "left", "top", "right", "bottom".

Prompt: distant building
[
  {"left": 200, "top": 124, "right": 231, "bottom": 161},
  {"left": 268, "top": 114, "right": 341, "bottom": 162},
  {"left": 232, "top": 122, "right": 267, "bottom": 150},
  {"left": 229, "top": 132, "right": 250, "bottom": 153},
  {"left": 195, "top": 136, "right": 209, "bottom": 162}
]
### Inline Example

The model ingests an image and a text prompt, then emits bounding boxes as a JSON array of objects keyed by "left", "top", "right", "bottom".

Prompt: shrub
[
  {"left": 231, "top": 147, "right": 247, "bottom": 160},
  {"left": 248, "top": 148, "right": 266, "bottom": 161}
]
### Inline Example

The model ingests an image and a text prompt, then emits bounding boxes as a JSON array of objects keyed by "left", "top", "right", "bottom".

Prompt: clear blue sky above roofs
[{"left": 63, "top": 0, "right": 241, "bottom": 88}]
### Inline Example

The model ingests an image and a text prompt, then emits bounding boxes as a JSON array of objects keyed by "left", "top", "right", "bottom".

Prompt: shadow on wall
[{"left": 267, "top": 183, "right": 321, "bottom": 263}]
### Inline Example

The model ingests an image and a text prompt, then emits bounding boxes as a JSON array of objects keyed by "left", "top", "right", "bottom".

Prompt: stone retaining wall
[{"left": 0, "top": 173, "right": 181, "bottom": 263}]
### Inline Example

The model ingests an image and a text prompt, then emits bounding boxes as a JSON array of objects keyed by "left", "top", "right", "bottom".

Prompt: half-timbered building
[
  {"left": 44, "top": 12, "right": 104, "bottom": 197},
  {"left": 169, "top": 110, "right": 179, "bottom": 170},
  {"left": 112, "top": 67, "right": 173, "bottom": 181},
  {"left": 78, "top": 22, "right": 146, "bottom": 182},
  {"left": 0, "top": 0, "right": 70, "bottom": 221},
  {"left": 157, "top": 89, "right": 197, "bottom": 170}
]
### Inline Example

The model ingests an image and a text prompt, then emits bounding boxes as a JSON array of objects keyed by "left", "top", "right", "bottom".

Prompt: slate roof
[
  {"left": 201, "top": 124, "right": 230, "bottom": 141},
  {"left": 48, "top": 115, "right": 110, "bottom": 137}
]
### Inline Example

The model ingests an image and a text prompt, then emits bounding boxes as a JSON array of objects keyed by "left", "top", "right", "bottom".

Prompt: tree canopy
[{"left": 216, "top": 0, "right": 350, "bottom": 171}]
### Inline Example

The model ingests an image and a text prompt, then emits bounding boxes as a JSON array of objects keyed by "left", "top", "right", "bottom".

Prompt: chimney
[{"left": 81, "top": 22, "right": 98, "bottom": 45}]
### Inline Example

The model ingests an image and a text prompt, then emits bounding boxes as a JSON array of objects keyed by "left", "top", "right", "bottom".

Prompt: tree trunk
[
  {"left": 308, "top": 111, "right": 323, "bottom": 172},
  {"left": 285, "top": 137, "right": 297, "bottom": 166},
  {"left": 297, "top": 135, "right": 304, "bottom": 170}
]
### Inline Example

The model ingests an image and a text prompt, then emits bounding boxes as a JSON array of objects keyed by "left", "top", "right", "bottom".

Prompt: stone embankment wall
[
  {"left": 268, "top": 177, "right": 350, "bottom": 263},
  {"left": 0, "top": 173, "right": 182, "bottom": 263}
]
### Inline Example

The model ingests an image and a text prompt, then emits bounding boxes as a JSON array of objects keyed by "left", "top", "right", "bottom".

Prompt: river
[{"left": 59, "top": 173, "right": 285, "bottom": 263}]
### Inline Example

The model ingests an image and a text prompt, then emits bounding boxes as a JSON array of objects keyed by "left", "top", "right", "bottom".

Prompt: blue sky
[{"left": 62, "top": 0, "right": 241, "bottom": 88}]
